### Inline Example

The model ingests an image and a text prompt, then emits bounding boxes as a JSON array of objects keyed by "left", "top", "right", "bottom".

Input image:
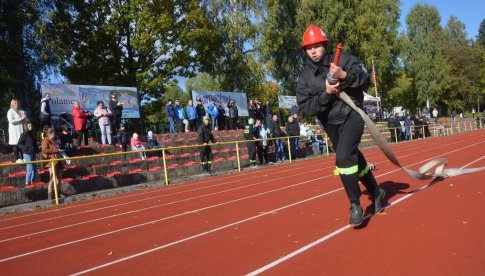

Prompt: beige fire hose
[{"left": 338, "top": 92, "right": 485, "bottom": 180}]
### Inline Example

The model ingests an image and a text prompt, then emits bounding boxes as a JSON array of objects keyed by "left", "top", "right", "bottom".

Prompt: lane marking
[
  {"left": 245, "top": 155, "right": 485, "bottom": 276},
  {"left": 0, "top": 135, "right": 470, "bottom": 240},
  {"left": 0, "top": 132, "right": 452, "bottom": 223},
  {"left": 67, "top": 139, "right": 485, "bottom": 275}
]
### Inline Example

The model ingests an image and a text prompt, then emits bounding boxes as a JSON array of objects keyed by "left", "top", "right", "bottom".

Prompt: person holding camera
[{"left": 227, "top": 100, "right": 239, "bottom": 130}]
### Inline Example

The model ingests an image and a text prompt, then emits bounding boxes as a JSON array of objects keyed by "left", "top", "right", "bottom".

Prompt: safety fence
[{"left": 0, "top": 119, "right": 482, "bottom": 207}]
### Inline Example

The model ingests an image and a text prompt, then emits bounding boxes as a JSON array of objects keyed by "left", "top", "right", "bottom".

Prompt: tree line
[{"left": 1, "top": 0, "right": 484, "bottom": 128}]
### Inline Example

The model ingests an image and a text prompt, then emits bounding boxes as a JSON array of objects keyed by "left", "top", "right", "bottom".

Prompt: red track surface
[{"left": 0, "top": 130, "right": 484, "bottom": 276}]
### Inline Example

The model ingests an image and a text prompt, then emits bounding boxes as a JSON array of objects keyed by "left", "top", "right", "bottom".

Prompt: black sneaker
[
  {"left": 374, "top": 188, "right": 386, "bottom": 214},
  {"left": 350, "top": 204, "right": 363, "bottom": 226}
]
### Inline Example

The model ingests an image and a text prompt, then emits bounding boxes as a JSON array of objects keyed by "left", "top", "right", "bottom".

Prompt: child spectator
[
  {"left": 117, "top": 124, "right": 129, "bottom": 162},
  {"left": 131, "top": 133, "right": 147, "bottom": 160},
  {"left": 42, "top": 129, "right": 65, "bottom": 200},
  {"left": 147, "top": 131, "right": 162, "bottom": 149}
]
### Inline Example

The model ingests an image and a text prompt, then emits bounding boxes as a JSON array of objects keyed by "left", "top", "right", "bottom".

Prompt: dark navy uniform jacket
[{"left": 296, "top": 52, "right": 370, "bottom": 125}]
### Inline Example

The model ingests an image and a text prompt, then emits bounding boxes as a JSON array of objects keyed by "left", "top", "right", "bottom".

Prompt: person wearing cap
[
  {"left": 244, "top": 118, "right": 258, "bottom": 166},
  {"left": 198, "top": 117, "right": 217, "bottom": 175},
  {"left": 296, "top": 24, "right": 384, "bottom": 226}
]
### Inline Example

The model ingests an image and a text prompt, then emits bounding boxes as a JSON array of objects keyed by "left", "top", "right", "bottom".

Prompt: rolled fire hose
[{"left": 330, "top": 43, "right": 484, "bottom": 180}]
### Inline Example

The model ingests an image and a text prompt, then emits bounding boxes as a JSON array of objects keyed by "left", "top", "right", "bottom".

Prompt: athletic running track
[{"left": 0, "top": 130, "right": 484, "bottom": 276}]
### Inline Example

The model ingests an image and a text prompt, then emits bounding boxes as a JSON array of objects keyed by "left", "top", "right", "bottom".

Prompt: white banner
[
  {"left": 40, "top": 83, "right": 141, "bottom": 118},
  {"left": 278, "top": 95, "right": 296, "bottom": 109},
  {"left": 191, "top": 90, "right": 248, "bottom": 116}
]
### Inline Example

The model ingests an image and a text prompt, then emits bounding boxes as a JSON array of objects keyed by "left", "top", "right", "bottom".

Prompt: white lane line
[
  {"left": 68, "top": 139, "right": 485, "bottom": 276},
  {"left": 0, "top": 152, "right": 332, "bottom": 223},
  {"left": 0, "top": 132, "right": 446, "bottom": 223},
  {"left": 0, "top": 133, "right": 448, "bottom": 223},
  {"left": 0, "top": 135, "right": 465, "bottom": 237},
  {"left": 0, "top": 164, "right": 335, "bottom": 243},
  {"left": 245, "top": 156, "right": 485, "bottom": 276},
  {"left": 0, "top": 136, "right": 465, "bottom": 262}
]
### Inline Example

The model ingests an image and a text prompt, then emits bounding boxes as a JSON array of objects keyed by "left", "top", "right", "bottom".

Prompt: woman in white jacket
[{"left": 7, "top": 99, "right": 29, "bottom": 162}]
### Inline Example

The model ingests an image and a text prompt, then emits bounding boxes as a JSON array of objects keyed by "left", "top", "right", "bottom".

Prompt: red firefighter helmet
[{"left": 302, "top": 24, "right": 329, "bottom": 48}]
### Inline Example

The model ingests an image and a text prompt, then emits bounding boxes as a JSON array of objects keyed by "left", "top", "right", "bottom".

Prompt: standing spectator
[
  {"left": 248, "top": 99, "right": 256, "bottom": 120},
  {"left": 432, "top": 108, "right": 438, "bottom": 119},
  {"left": 174, "top": 100, "right": 185, "bottom": 132},
  {"left": 263, "top": 100, "right": 272, "bottom": 128},
  {"left": 290, "top": 101, "right": 299, "bottom": 116},
  {"left": 207, "top": 99, "right": 219, "bottom": 130},
  {"left": 270, "top": 114, "right": 285, "bottom": 162},
  {"left": 253, "top": 98, "right": 262, "bottom": 120},
  {"left": 42, "top": 129, "right": 64, "bottom": 200},
  {"left": 72, "top": 100, "right": 91, "bottom": 147},
  {"left": 40, "top": 93, "right": 52, "bottom": 128},
  {"left": 293, "top": 114, "right": 301, "bottom": 152},
  {"left": 195, "top": 99, "right": 206, "bottom": 129},
  {"left": 17, "top": 122, "right": 39, "bottom": 186},
  {"left": 185, "top": 100, "right": 197, "bottom": 132},
  {"left": 244, "top": 118, "right": 258, "bottom": 166},
  {"left": 147, "top": 131, "right": 162, "bottom": 149},
  {"left": 387, "top": 115, "right": 396, "bottom": 142},
  {"left": 422, "top": 116, "right": 431, "bottom": 137},
  {"left": 217, "top": 103, "right": 226, "bottom": 130},
  {"left": 394, "top": 115, "right": 402, "bottom": 141},
  {"left": 198, "top": 117, "right": 217, "bottom": 175},
  {"left": 451, "top": 110, "right": 457, "bottom": 122},
  {"left": 109, "top": 93, "right": 123, "bottom": 135},
  {"left": 286, "top": 116, "right": 300, "bottom": 159},
  {"left": 165, "top": 99, "right": 176, "bottom": 133},
  {"left": 404, "top": 115, "right": 412, "bottom": 140},
  {"left": 472, "top": 107, "right": 476, "bottom": 118},
  {"left": 7, "top": 99, "right": 29, "bottom": 162},
  {"left": 227, "top": 100, "right": 239, "bottom": 130},
  {"left": 256, "top": 119, "right": 270, "bottom": 165},
  {"left": 131, "top": 133, "right": 147, "bottom": 160},
  {"left": 93, "top": 101, "right": 112, "bottom": 145},
  {"left": 117, "top": 124, "right": 129, "bottom": 162}
]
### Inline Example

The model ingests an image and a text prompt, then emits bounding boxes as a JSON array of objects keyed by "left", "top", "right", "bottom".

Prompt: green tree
[
  {"left": 442, "top": 16, "right": 477, "bottom": 112},
  {"left": 403, "top": 4, "right": 449, "bottom": 111},
  {"left": 259, "top": 0, "right": 303, "bottom": 95},
  {"left": 477, "top": 18, "right": 485, "bottom": 46},
  {"left": 0, "top": 0, "right": 54, "bottom": 126},
  {"left": 142, "top": 81, "right": 188, "bottom": 126},
  {"left": 41, "top": 0, "right": 220, "bottom": 100},
  {"left": 202, "top": 0, "right": 265, "bottom": 97},
  {"left": 185, "top": 72, "right": 222, "bottom": 92}
]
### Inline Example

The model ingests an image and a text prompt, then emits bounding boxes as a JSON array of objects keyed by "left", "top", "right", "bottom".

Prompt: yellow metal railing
[{"left": 0, "top": 119, "right": 482, "bottom": 206}]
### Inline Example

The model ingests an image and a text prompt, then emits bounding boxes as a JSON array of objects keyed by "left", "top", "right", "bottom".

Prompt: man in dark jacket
[
  {"left": 227, "top": 100, "right": 239, "bottom": 130},
  {"left": 17, "top": 122, "right": 39, "bottom": 186},
  {"left": 387, "top": 115, "right": 396, "bottom": 142},
  {"left": 270, "top": 114, "right": 285, "bottom": 162},
  {"left": 217, "top": 103, "right": 226, "bottom": 130},
  {"left": 285, "top": 116, "right": 300, "bottom": 159},
  {"left": 198, "top": 117, "right": 217, "bottom": 175},
  {"left": 109, "top": 93, "right": 123, "bottom": 136},
  {"left": 40, "top": 93, "right": 52, "bottom": 128},
  {"left": 263, "top": 100, "right": 272, "bottom": 128},
  {"left": 296, "top": 24, "right": 384, "bottom": 226},
  {"left": 165, "top": 99, "right": 176, "bottom": 133},
  {"left": 195, "top": 99, "right": 206, "bottom": 129}
]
